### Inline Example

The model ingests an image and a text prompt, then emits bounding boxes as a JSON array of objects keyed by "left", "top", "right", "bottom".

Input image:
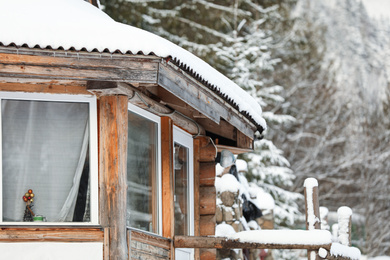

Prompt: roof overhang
[{"left": 0, "top": 46, "right": 260, "bottom": 148}]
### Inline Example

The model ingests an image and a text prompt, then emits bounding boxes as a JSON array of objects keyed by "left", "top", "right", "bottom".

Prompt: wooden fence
[{"left": 174, "top": 177, "right": 361, "bottom": 260}]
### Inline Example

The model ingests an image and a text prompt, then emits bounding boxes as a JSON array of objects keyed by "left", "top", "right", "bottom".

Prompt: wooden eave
[{"left": 0, "top": 46, "right": 258, "bottom": 149}]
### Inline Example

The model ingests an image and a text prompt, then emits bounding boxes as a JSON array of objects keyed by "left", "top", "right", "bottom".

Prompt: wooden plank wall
[
  {"left": 196, "top": 136, "right": 217, "bottom": 260},
  {"left": 128, "top": 229, "right": 171, "bottom": 260}
]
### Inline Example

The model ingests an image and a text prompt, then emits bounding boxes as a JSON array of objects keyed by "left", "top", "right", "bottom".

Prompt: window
[
  {"left": 126, "top": 103, "right": 161, "bottom": 234},
  {"left": 0, "top": 92, "right": 98, "bottom": 224}
]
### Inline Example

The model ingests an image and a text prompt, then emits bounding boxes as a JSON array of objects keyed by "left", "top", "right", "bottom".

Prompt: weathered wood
[
  {"left": 158, "top": 61, "right": 256, "bottom": 138},
  {"left": 200, "top": 215, "right": 216, "bottom": 236},
  {"left": 126, "top": 84, "right": 204, "bottom": 135},
  {"left": 237, "top": 130, "right": 254, "bottom": 150},
  {"left": 194, "top": 138, "right": 201, "bottom": 260},
  {"left": 87, "top": 81, "right": 134, "bottom": 96},
  {"left": 304, "top": 184, "right": 321, "bottom": 230},
  {"left": 194, "top": 139, "right": 201, "bottom": 236},
  {"left": 196, "top": 118, "right": 237, "bottom": 141},
  {"left": 0, "top": 52, "right": 159, "bottom": 83},
  {"left": 199, "top": 143, "right": 217, "bottom": 162},
  {"left": 104, "top": 227, "right": 110, "bottom": 260},
  {"left": 129, "top": 229, "right": 171, "bottom": 250},
  {"left": 99, "top": 95, "right": 128, "bottom": 259},
  {"left": 304, "top": 178, "right": 321, "bottom": 260},
  {"left": 216, "top": 144, "right": 253, "bottom": 155},
  {"left": 174, "top": 236, "right": 332, "bottom": 250},
  {"left": 0, "top": 82, "right": 90, "bottom": 94},
  {"left": 200, "top": 249, "right": 217, "bottom": 260},
  {"left": 161, "top": 117, "right": 174, "bottom": 239},
  {"left": 128, "top": 229, "right": 171, "bottom": 260},
  {"left": 0, "top": 227, "right": 103, "bottom": 242},
  {"left": 200, "top": 186, "right": 216, "bottom": 215},
  {"left": 199, "top": 162, "right": 216, "bottom": 187}
]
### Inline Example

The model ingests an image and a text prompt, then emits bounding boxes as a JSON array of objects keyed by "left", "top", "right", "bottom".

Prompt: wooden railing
[{"left": 174, "top": 178, "right": 361, "bottom": 260}]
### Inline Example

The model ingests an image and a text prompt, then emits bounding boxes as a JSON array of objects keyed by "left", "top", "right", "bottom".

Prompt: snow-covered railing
[{"left": 173, "top": 178, "right": 361, "bottom": 260}]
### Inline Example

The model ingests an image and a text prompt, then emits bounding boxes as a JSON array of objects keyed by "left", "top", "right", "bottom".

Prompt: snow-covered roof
[{"left": 0, "top": 0, "right": 266, "bottom": 131}]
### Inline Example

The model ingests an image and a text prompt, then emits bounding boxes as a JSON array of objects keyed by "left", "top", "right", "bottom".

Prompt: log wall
[{"left": 195, "top": 136, "right": 217, "bottom": 260}]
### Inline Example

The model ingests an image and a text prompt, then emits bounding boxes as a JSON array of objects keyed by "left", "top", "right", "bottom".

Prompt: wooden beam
[
  {"left": 216, "top": 144, "right": 253, "bottom": 155},
  {"left": 0, "top": 81, "right": 90, "bottom": 95},
  {"left": 0, "top": 227, "right": 103, "bottom": 242},
  {"left": 99, "top": 95, "right": 128, "bottom": 259},
  {"left": 174, "top": 236, "right": 332, "bottom": 251},
  {"left": 193, "top": 138, "right": 201, "bottom": 260},
  {"left": 0, "top": 52, "right": 159, "bottom": 83}
]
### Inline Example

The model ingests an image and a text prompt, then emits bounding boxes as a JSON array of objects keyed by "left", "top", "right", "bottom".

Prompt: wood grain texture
[
  {"left": 199, "top": 215, "right": 216, "bottom": 236},
  {"left": 99, "top": 95, "right": 128, "bottom": 259},
  {"left": 0, "top": 227, "right": 103, "bottom": 242},
  {"left": 161, "top": 117, "right": 174, "bottom": 239},
  {"left": 0, "top": 53, "right": 158, "bottom": 83},
  {"left": 199, "top": 187, "right": 216, "bottom": 216},
  {"left": 199, "top": 162, "right": 216, "bottom": 187},
  {"left": 174, "top": 236, "right": 332, "bottom": 251}
]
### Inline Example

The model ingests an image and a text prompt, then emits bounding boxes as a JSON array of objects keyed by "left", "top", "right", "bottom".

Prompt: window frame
[
  {"left": 127, "top": 103, "right": 162, "bottom": 236},
  {"left": 173, "top": 126, "right": 194, "bottom": 259},
  {"left": 0, "top": 91, "right": 99, "bottom": 226}
]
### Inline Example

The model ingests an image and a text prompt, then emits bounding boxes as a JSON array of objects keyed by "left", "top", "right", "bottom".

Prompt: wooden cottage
[{"left": 0, "top": 0, "right": 266, "bottom": 259}]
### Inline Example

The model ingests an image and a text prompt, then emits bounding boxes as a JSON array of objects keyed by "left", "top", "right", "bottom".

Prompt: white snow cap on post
[
  {"left": 337, "top": 206, "right": 352, "bottom": 246},
  {"left": 304, "top": 178, "right": 319, "bottom": 230},
  {"left": 304, "top": 178, "right": 318, "bottom": 188}
]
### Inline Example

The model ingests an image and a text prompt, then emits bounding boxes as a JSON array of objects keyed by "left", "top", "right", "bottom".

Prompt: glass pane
[
  {"left": 127, "top": 110, "right": 158, "bottom": 233},
  {"left": 174, "top": 142, "right": 189, "bottom": 236},
  {"left": 2, "top": 99, "right": 90, "bottom": 222}
]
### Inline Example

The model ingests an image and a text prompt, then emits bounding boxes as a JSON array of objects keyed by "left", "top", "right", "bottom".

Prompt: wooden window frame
[
  {"left": 127, "top": 103, "right": 162, "bottom": 235},
  {"left": 0, "top": 91, "right": 99, "bottom": 226}
]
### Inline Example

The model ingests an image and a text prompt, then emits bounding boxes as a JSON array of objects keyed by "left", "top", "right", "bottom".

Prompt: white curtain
[{"left": 2, "top": 99, "right": 89, "bottom": 222}]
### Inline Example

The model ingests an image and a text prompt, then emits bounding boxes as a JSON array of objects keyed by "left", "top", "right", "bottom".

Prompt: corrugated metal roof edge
[{"left": 0, "top": 42, "right": 265, "bottom": 134}]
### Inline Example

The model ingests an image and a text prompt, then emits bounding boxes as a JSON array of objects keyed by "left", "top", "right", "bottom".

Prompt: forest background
[{"left": 100, "top": 0, "right": 390, "bottom": 258}]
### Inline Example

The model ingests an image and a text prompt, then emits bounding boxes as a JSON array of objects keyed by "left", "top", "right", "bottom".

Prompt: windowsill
[{"left": 0, "top": 222, "right": 101, "bottom": 227}]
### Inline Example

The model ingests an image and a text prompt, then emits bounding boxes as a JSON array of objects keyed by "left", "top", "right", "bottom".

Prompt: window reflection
[
  {"left": 127, "top": 110, "right": 158, "bottom": 233},
  {"left": 174, "top": 143, "right": 189, "bottom": 236}
]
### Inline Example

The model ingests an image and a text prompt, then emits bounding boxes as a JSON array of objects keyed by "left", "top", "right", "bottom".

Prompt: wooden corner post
[
  {"left": 304, "top": 178, "right": 321, "bottom": 260},
  {"left": 99, "top": 95, "right": 128, "bottom": 260}
]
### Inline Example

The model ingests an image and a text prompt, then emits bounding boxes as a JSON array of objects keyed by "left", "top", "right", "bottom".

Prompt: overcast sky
[{"left": 361, "top": 0, "right": 390, "bottom": 19}]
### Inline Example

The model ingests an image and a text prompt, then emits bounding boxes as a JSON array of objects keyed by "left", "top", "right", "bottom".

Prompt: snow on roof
[{"left": 0, "top": 0, "right": 266, "bottom": 131}]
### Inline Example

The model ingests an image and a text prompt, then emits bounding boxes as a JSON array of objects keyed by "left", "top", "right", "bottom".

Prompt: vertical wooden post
[
  {"left": 161, "top": 117, "right": 175, "bottom": 260},
  {"left": 161, "top": 117, "right": 174, "bottom": 239},
  {"left": 99, "top": 95, "right": 128, "bottom": 260},
  {"left": 194, "top": 138, "right": 201, "bottom": 260},
  {"left": 337, "top": 206, "right": 352, "bottom": 246},
  {"left": 304, "top": 178, "right": 321, "bottom": 260}
]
